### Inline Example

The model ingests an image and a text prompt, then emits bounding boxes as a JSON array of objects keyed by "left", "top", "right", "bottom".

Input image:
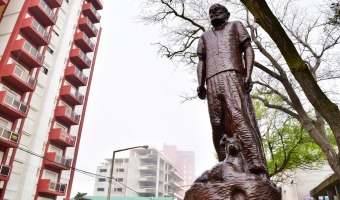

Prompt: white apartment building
[
  {"left": 280, "top": 165, "right": 333, "bottom": 200},
  {"left": 94, "top": 148, "right": 185, "bottom": 200},
  {"left": 0, "top": 0, "right": 103, "bottom": 199}
]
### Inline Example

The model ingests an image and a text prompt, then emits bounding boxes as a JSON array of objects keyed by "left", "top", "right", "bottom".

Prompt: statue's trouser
[{"left": 206, "top": 71, "right": 267, "bottom": 174}]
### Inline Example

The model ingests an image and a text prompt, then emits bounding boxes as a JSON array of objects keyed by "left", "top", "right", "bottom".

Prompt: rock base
[{"left": 184, "top": 173, "right": 281, "bottom": 200}]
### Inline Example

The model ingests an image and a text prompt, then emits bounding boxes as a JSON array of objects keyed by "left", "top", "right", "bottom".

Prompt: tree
[
  {"left": 254, "top": 96, "right": 326, "bottom": 179},
  {"left": 138, "top": 0, "right": 340, "bottom": 178},
  {"left": 74, "top": 192, "right": 90, "bottom": 200}
]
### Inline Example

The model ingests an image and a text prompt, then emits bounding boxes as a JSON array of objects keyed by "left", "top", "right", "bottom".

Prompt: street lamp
[{"left": 107, "top": 145, "right": 149, "bottom": 200}]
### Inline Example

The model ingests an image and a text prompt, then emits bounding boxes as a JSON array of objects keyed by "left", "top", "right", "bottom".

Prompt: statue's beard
[{"left": 211, "top": 18, "right": 226, "bottom": 28}]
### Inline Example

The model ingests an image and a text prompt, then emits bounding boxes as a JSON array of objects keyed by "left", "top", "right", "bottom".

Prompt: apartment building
[
  {"left": 94, "top": 148, "right": 185, "bottom": 200},
  {"left": 0, "top": 0, "right": 102, "bottom": 199},
  {"left": 162, "top": 144, "right": 195, "bottom": 195}
]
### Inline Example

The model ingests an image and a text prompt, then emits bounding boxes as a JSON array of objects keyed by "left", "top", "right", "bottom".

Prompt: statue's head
[
  {"left": 220, "top": 134, "right": 243, "bottom": 156},
  {"left": 209, "top": 3, "right": 230, "bottom": 28}
]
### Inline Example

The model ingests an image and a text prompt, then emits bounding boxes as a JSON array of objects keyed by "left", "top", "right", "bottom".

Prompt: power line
[{"left": 17, "top": 146, "right": 141, "bottom": 195}]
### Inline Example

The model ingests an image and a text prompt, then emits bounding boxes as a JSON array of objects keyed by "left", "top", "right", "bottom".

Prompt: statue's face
[{"left": 209, "top": 6, "right": 228, "bottom": 27}]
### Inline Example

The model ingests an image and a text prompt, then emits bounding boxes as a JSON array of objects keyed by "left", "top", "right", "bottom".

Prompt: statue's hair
[{"left": 209, "top": 3, "right": 230, "bottom": 20}]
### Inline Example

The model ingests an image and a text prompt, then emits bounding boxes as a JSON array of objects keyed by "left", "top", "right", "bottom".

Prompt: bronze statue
[
  {"left": 184, "top": 4, "right": 281, "bottom": 199},
  {"left": 196, "top": 3, "right": 267, "bottom": 177}
]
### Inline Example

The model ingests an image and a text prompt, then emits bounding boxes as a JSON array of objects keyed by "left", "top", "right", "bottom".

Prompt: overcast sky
[
  {"left": 71, "top": 0, "right": 215, "bottom": 196},
  {"left": 70, "top": 0, "right": 320, "bottom": 197}
]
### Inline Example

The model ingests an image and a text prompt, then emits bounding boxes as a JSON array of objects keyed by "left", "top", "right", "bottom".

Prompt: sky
[
  {"left": 70, "top": 0, "right": 215, "bottom": 196},
  {"left": 70, "top": 0, "right": 321, "bottom": 197}
]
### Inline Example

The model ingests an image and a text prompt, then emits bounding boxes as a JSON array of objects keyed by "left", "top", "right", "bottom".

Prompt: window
[
  {"left": 114, "top": 188, "right": 123, "bottom": 192},
  {"left": 99, "top": 169, "right": 107, "bottom": 172},
  {"left": 97, "top": 188, "right": 104, "bottom": 191},
  {"left": 41, "top": 66, "right": 48, "bottom": 75},
  {"left": 98, "top": 178, "right": 106, "bottom": 182},
  {"left": 46, "top": 46, "right": 54, "bottom": 54},
  {"left": 115, "top": 178, "right": 123, "bottom": 182},
  {"left": 116, "top": 168, "right": 124, "bottom": 172}
]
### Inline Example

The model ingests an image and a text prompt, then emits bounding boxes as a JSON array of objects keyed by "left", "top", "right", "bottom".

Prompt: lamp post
[{"left": 107, "top": 145, "right": 149, "bottom": 200}]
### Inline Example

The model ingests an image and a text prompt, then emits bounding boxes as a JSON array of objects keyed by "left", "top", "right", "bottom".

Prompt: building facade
[
  {"left": 162, "top": 144, "right": 195, "bottom": 196},
  {"left": 279, "top": 165, "right": 333, "bottom": 200},
  {"left": 94, "top": 148, "right": 186, "bottom": 200},
  {"left": 0, "top": 0, "right": 102, "bottom": 199}
]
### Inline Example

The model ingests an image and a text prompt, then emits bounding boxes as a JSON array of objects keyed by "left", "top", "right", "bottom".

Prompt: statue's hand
[
  {"left": 244, "top": 76, "right": 253, "bottom": 93},
  {"left": 197, "top": 86, "right": 207, "bottom": 100}
]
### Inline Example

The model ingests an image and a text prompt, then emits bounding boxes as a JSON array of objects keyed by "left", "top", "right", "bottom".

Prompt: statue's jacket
[{"left": 197, "top": 21, "right": 250, "bottom": 79}]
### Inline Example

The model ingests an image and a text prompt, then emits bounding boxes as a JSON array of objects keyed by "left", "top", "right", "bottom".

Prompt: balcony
[
  {"left": 137, "top": 186, "right": 156, "bottom": 194},
  {"left": 86, "top": 0, "right": 103, "bottom": 10},
  {"left": 0, "top": 0, "right": 9, "bottom": 6},
  {"left": 82, "top": 3, "right": 101, "bottom": 23},
  {"left": 167, "top": 169, "right": 184, "bottom": 181},
  {"left": 55, "top": 106, "right": 80, "bottom": 126},
  {"left": 139, "top": 174, "right": 157, "bottom": 182},
  {"left": 44, "top": 0, "right": 62, "bottom": 8},
  {"left": 69, "top": 48, "right": 91, "bottom": 69},
  {"left": 60, "top": 85, "right": 84, "bottom": 105},
  {"left": 29, "top": 0, "right": 57, "bottom": 27},
  {"left": 78, "top": 17, "right": 98, "bottom": 37},
  {"left": 0, "top": 126, "right": 20, "bottom": 148},
  {"left": 37, "top": 179, "right": 67, "bottom": 196},
  {"left": 74, "top": 32, "right": 95, "bottom": 53},
  {"left": 44, "top": 152, "right": 72, "bottom": 170},
  {"left": 11, "top": 39, "right": 43, "bottom": 68},
  {"left": 0, "top": 91, "right": 28, "bottom": 119},
  {"left": 65, "top": 66, "right": 88, "bottom": 87},
  {"left": 139, "top": 164, "right": 157, "bottom": 171},
  {"left": 0, "top": 165, "right": 10, "bottom": 181},
  {"left": 21, "top": 17, "right": 50, "bottom": 46},
  {"left": 1, "top": 63, "right": 36, "bottom": 92},
  {"left": 49, "top": 128, "right": 76, "bottom": 147}
]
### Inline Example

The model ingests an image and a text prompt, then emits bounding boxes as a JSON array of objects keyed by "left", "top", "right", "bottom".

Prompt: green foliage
[
  {"left": 74, "top": 192, "right": 90, "bottom": 200},
  {"left": 254, "top": 94, "right": 326, "bottom": 178}
]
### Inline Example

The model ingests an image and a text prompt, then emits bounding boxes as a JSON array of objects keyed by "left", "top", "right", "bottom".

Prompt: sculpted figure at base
[
  {"left": 185, "top": 135, "right": 281, "bottom": 200},
  {"left": 184, "top": 3, "right": 281, "bottom": 200}
]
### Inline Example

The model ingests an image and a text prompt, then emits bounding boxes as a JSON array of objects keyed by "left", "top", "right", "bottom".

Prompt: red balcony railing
[
  {"left": 0, "top": 165, "right": 10, "bottom": 181},
  {"left": 82, "top": 3, "right": 101, "bottom": 23},
  {"left": 0, "top": 91, "right": 28, "bottom": 119},
  {"left": 29, "top": 0, "right": 57, "bottom": 26},
  {"left": 44, "top": 152, "right": 72, "bottom": 170},
  {"left": 11, "top": 39, "right": 43, "bottom": 68},
  {"left": 0, "top": 126, "right": 20, "bottom": 148},
  {"left": 60, "top": 85, "right": 84, "bottom": 105},
  {"left": 69, "top": 48, "right": 91, "bottom": 69},
  {"left": 55, "top": 106, "right": 80, "bottom": 126},
  {"left": 65, "top": 66, "right": 88, "bottom": 87},
  {"left": 21, "top": 17, "right": 50, "bottom": 46},
  {"left": 44, "top": 0, "right": 62, "bottom": 8},
  {"left": 37, "top": 179, "right": 67, "bottom": 196},
  {"left": 50, "top": 128, "right": 76, "bottom": 147},
  {"left": 74, "top": 31, "right": 95, "bottom": 53},
  {"left": 87, "top": 0, "right": 103, "bottom": 10},
  {"left": 0, "top": 0, "right": 9, "bottom": 6},
  {"left": 78, "top": 17, "right": 98, "bottom": 37},
  {"left": 1, "top": 63, "right": 36, "bottom": 92}
]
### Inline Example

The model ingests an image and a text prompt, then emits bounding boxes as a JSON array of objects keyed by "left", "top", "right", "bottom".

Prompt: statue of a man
[{"left": 197, "top": 3, "right": 267, "bottom": 176}]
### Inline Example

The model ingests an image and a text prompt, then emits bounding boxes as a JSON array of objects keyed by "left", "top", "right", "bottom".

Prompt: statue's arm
[
  {"left": 243, "top": 39, "right": 254, "bottom": 93},
  {"left": 197, "top": 37, "right": 207, "bottom": 99},
  {"left": 237, "top": 21, "right": 254, "bottom": 93}
]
